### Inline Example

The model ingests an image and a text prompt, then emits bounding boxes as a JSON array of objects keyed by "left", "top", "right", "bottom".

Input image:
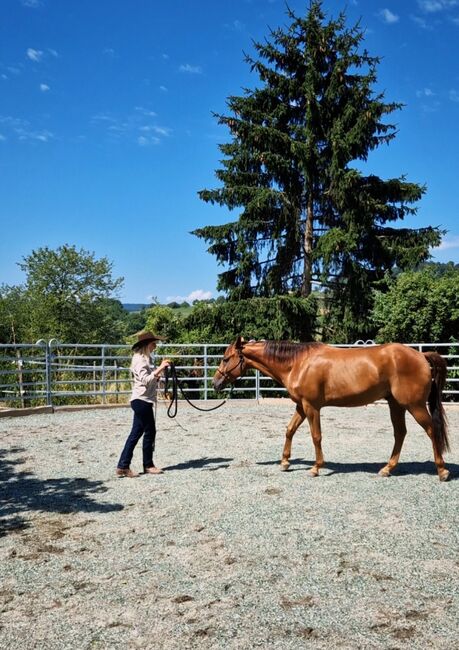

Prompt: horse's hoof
[
  {"left": 280, "top": 463, "right": 290, "bottom": 472},
  {"left": 439, "top": 469, "right": 450, "bottom": 482},
  {"left": 307, "top": 469, "right": 318, "bottom": 478},
  {"left": 378, "top": 467, "right": 391, "bottom": 478}
]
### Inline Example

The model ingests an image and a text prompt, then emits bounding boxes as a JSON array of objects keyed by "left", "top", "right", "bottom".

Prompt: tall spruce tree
[{"left": 193, "top": 1, "right": 442, "bottom": 341}]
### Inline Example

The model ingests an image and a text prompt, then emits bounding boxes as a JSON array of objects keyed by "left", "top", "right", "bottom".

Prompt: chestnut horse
[{"left": 213, "top": 338, "right": 450, "bottom": 481}]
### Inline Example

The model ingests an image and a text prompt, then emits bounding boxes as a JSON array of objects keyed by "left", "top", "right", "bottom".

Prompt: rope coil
[{"left": 163, "top": 363, "right": 232, "bottom": 418}]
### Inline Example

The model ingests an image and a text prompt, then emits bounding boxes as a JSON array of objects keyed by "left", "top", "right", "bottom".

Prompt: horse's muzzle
[{"left": 212, "top": 376, "right": 226, "bottom": 392}]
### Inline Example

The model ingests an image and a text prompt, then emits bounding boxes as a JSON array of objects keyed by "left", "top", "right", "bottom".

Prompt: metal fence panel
[{"left": 0, "top": 340, "right": 458, "bottom": 407}]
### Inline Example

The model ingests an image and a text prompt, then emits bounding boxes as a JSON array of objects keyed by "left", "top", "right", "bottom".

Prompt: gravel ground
[{"left": 1, "top": 400, "right": 459, "bottom": 650}]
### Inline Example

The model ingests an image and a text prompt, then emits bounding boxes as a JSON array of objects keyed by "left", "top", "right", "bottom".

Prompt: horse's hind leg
[
  {"left": 379, "top": 398, "right": 407, "bottom": 477},
  {"left": 305, "top": 405, "right": 324, "bottom": 477},
  {"left": 280, "top": 405, "right": 305, "bottom": 471},
  {"left": 407, "top": 402, "right": 449, "bottom": 481}
]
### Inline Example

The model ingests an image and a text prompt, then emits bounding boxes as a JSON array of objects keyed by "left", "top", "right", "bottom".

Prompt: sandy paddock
[{"left": 1, "top": 400, "right": 459, "bottom": 649}]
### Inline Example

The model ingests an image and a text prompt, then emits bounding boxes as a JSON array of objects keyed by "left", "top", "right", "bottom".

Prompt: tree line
[
  {"left": 1, "top": 244, "right": 458, "bottom": 345},
  {"left": 1, "top": 2, "right": 458, "bottom": 346}
]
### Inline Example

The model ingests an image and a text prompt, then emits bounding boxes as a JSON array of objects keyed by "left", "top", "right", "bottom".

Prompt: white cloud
[
  {"left": 137, "top": 135, "right": 160, "bottom": 146},
  {"left": 26, "top": 48, "right": 43, "bottom": 62},
  {"left": 39, "top": 83, "right": 50, "bottom": 92},
  {"left": 135, "top": 106, "right": 157, "bottom": 117},
  {"left": 449, "top": 89, "right": 459, "bottom": 102},
  {"left": 7, "top": 66, "right": 22, "bottom": 75},
  {"left": 159, "top": 85, "right": 168, "bottom": 92},
  {"left": 0, "top": 116, "right": 53, "bottom": 142},
  {"left": 378, "top": 8, "right": 399, "bottom": 24},
  {"left": 22, "top": 0, "right": 42, "bottom": 7},
  {"left": 152, "top": 126, "right": 171, "bottom": 137},
  {"left": 416, "top": 87, "right": 435, "bottom": 97},
  {"left": 179, "top": 63, "right": 203, "bottom": 74},
  {"left": 436, "top": 235, "right": 459, "bottom": 250},
  {"left": 166, "top": 289, "right": 213, "bottom": 304},
  {"left": 231, "top": 20, "right": 246, "bottom": 32},
  {"left": 410, "top": 14, "right": 430, "bottom": 28},
  {"left": 92, "top": 108, "right": 170, "bottom": 146},
  {"left": 418, "top": 0, "right": 458, "bottom": 11},
  {"left": 17, "top": 128, "right": 53, "bottom": 142}
]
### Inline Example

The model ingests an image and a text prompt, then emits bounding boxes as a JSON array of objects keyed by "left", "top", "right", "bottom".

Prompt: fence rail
[{"left": 0, "top": 340, "right": 458, "bottom": 407}]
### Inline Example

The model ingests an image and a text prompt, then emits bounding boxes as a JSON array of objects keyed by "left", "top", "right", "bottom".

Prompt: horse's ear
[{"left": 235, "top": 336, "right": 245, "bottom": 349}]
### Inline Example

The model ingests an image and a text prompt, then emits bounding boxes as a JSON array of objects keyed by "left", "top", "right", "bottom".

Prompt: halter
[{"left": 214, "top": 349, "right": 245, "bottom": 383}]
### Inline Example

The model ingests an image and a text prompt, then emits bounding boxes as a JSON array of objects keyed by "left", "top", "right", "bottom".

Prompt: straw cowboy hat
[{"left": 131, "top": 330, "right": 166, "bottom": 350}]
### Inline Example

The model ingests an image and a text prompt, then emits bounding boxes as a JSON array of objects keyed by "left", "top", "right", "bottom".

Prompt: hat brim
[{"left": 131, "top": 336, "right": 166, "bottom": 350}]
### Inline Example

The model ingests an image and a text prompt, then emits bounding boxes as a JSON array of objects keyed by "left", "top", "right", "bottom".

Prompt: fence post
[
  {"left": 47, "top": 339, "right": 59, "bottom": 407},
  {"left": 102, "top": 345, "right": 106, "bottom": 404},
  {"left": 204, "top": 345, "right": 208, "bottom": 400},
  {"left": 15, "top": 350, "right": 25, "bottom": 408},
  {"left": 255, "top": 370, "right": 260, "bottom": 400},
  {"left": 114, "top": 358, "right": 118, "bottom": 404},
  {"left": 45, "top": 341, "right": 52, "bottom": 406}
]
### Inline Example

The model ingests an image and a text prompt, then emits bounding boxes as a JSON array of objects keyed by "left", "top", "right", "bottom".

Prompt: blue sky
[{"left": 1, "top": 0, "right": 458, "bottom": 304}]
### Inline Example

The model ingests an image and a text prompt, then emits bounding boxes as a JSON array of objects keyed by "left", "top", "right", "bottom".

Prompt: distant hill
[{"left": 122, "top": 303, "right": 148, "bottom": 313}]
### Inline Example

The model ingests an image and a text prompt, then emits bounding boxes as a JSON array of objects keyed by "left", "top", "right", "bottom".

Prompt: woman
[{"left": 116, "top": 331, "right": 171, "bottom": 477}]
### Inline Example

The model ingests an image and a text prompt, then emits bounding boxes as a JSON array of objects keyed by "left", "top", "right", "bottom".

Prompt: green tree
[
  {"left": 0, "top": 284, "right": 30, "bottom": 343},
  {"left": 143, "top": 305, "right": 185, "bottom": 342},
  {"left": 372, "top": 264, "right": 459, "bottom": 342},
  {"left": 18, "top": 244, "right": 125, "bottom": 343},
  {"left": 181, "top": 295, "right": 318, "bottom": 343},
  {"left": 194, "top": 1, "right": 441, "bottom": 342}
]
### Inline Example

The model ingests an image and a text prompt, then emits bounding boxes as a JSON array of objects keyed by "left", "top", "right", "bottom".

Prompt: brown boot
[
  {"left": 116, "top": 467, "right": 139, "bottom": 478},
  {"left": 144, "top": 466, "right": 164, "bottom": 475}
]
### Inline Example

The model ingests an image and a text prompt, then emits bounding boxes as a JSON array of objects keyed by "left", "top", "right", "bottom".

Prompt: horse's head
[{"left": 213, "top": 336, "right": 246, "bottom": 391}]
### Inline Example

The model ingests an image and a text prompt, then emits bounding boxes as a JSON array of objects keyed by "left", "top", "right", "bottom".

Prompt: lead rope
[{"left": 163, "top": 362, "right": 235, "bottom": 419}]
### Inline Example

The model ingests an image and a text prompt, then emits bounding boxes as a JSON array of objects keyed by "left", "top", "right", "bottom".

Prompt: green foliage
[
  {"left": 194, "top": 1, "right": 441, "bottom": 342},
  {"left": 0, "top": 284, "right": 30, "bottom": 343},
  {"left": 143, "top": 305, "right": 185, "bottom": 342},
  {"left": 372, "top": 265, "right": 459, "bottom": 343},
  {"left": 181, "top": 295, "right": 318, "bottom": 343},
  {"left": 3, "top": 244, "right": 125, "bottom": 344},
  {"left": 123, "top": 308, "right": 149, "bottom": 336}
]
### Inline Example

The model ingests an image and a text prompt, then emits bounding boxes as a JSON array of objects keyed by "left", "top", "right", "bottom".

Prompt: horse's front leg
[
  {"left": 280, "top": 405, "right": 305, "bottom": 471},
  {"left": 305, "top": 405, "right": 324, "bottom": 477},
  {"left": 379, "top": 397, "right": 407, "bottom": 477}
]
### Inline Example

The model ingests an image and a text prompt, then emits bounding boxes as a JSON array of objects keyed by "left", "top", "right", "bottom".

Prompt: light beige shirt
[{"left": 130, "top": 352, "right": 158, "bottom": 403}]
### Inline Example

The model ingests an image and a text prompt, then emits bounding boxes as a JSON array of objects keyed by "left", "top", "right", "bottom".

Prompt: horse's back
[{"left": 294, "top": 342, "right": 431, "bottom": 407}]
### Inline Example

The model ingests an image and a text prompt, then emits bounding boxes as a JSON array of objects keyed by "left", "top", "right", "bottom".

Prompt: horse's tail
[{"left": 423, "top": 352, "right": 450, "bottom": 454}]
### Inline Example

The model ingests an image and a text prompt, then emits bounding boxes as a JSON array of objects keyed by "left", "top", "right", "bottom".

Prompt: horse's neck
[{"left": 243, "top": 344, "right": 292, "bottom": 384}]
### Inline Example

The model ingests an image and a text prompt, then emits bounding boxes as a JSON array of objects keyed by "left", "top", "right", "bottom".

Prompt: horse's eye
[{"left": 223, "top": 357, "right": 230, "bottom": 363}]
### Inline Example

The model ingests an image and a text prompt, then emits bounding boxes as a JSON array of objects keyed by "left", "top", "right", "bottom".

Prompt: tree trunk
[{"left": 302, "top": 200, "right": 313, "bottom": 297}]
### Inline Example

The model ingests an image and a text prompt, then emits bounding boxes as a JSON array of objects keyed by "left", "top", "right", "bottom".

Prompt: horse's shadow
[
  {"left": 256, "top": 457, "right": 459, "bottom": 479},
  {"left": 164, "top": 456, "right": 233, "bottom": 471}
]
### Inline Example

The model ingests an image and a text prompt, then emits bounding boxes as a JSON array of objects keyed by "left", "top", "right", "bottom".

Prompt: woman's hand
[{"left": 154, "top": 359, "right": 171, "bottom": 378}]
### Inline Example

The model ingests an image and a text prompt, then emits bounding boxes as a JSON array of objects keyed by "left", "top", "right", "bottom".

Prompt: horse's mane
[{"left": 262, "top": 340, "right": 322, "bottom": 363}]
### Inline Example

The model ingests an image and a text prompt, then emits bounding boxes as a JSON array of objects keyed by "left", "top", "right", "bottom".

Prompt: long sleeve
[{"left": 130, "top": 353, "right": 158, "bottom": 403}]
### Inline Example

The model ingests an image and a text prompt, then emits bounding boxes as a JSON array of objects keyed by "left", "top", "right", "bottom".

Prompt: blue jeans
[{"left": 117, "top": 399, "right": 156, "bottom": 469}]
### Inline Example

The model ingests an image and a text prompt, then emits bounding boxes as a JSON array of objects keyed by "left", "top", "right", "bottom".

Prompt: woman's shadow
[{"left": 164, "top": 456, "right": 233, "bottom": 471}]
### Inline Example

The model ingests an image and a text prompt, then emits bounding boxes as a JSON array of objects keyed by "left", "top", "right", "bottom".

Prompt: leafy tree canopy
[
  {"left": 181, "top": 295, "right": 318, "bottom": 343},
  {"left": 8, "top": 244, "right": 125, "bottom": 343},
  {"left": 372, "top": 264, "right": 459, "bottom": 343},
  {"left": 194, "top": 0, "right": 442, "bottom": 341}
]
